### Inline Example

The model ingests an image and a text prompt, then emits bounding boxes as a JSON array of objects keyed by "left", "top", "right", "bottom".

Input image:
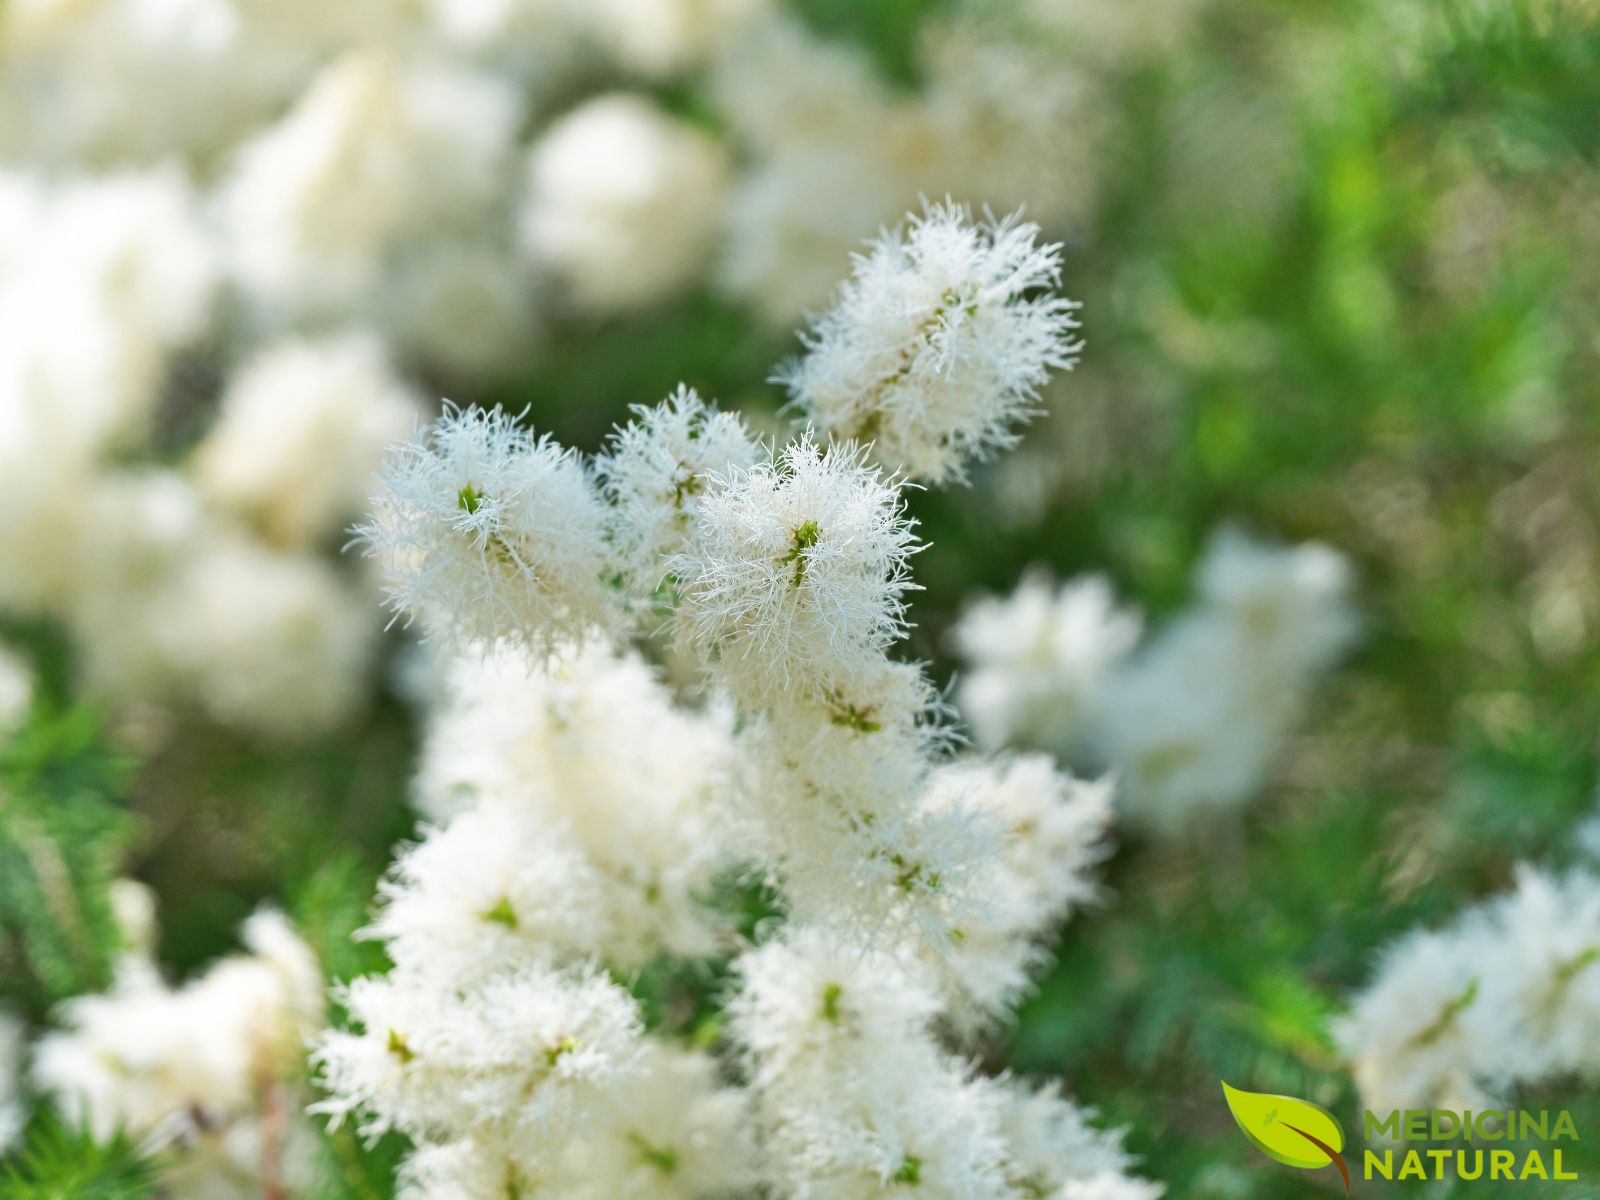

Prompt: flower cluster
[
  {"left": 1336, "top": 866, "right": 1600, "bottom": 1113},
  {"left": 321, "top": 204, "right": 1160, "bottom": 1198},
  {"left": 33, "top": 895, "right": 324, "bottom": 1200},
  {"left": 954, "top": 526, "right": 1359, "bottom": 832}
]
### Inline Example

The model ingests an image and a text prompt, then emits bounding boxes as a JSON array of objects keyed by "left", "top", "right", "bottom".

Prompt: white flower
[
  {"left": 1097, "top": 527, "right": 1358, "bottom": 831},
  {"left": 35, "top": 909, "right": 323, "bottom": 1161},
  {"left": 194, "top": 332, "right": 422, "bottom": 547},
  {"left": 729, "top": 932, "right": 1014, "bottom": 1200},
  {"left": 313, "top": 963, "right": 642, "bottom": 1148},
  {"left": 413, "top": 640, "right": 735, "bottom": 966},
  {"left": 1334, "top": 926, "right": 1505, "bottom": 1112},
  {"left": 1194, "top": 525, "right": 1359, "bottom": 678},
  {"left": 554, "top": 1042, "right": 758, "bottom": 1199},
  {"left": 997, "top": 1079, "right": 1150, "bottom": 1198},
  {"left": 225, "top": 49, "right": 520, "bottom": 321},
  {"left": 137, "top": 535, "right": 377, "bottom": 738},
  {"left": 596, "top": 385, "right": 763, "bottom": 599},
  {"left": 953, "top": 571, "right": 1142, "bottom": 758},
  {"left": 1463, "top": 868, "right": 1600, "bottom": 1080},
  {"left": 670, "top": 435, "right": 921, "bottom": 707},
  {"left": 520, "top": 94, "right": 729, "bottom": 311},
  {"left": 0, "top": 1009, "right": 22, "bottom": 1154},
  {"left": 778, "top": 203, "right": 1080, "bottom": 484},
  {"left": 1339, "top": 866, "right": 1600, "bottom": 1117},
  {"left": 355, "top": 405, "right": 618, "bottom": 647},
  {"left": 578, "top": 0, "right": 770, "bottom": 75},
  {"left": 921, "top": 757, "right": 1113, "bottom": 1026},
  {"left": 0, "top": 644, "right": 33, "bottom": 738},
  {"left": 365, "top": 807, "right": 610, "bottom": 984}
]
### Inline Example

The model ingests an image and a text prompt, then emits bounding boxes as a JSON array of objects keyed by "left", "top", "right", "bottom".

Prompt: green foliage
[
  {"left": 0, "top": 705, "right": 134, "bottom": 1018},
  {"left": 0, "top": 1115, "right": 156, "bottom": 1200}
]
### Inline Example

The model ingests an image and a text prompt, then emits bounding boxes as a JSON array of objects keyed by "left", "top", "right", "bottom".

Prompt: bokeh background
[{"left": 2, "top": 0, "right": 1599, "bottom": 1195}]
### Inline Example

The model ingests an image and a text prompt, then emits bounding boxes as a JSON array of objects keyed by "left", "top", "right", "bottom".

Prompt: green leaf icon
[{"left": 1221, "top": 1081, "right": 1345, "bottom": 1171}]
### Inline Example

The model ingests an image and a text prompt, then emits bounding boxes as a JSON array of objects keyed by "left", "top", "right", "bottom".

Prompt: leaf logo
[{"left": 1221, "top": 1081, "right": 1351, "bottom": 1196}]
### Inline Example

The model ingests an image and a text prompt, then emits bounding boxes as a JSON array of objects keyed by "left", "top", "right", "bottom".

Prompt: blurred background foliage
[{"left": 5, "top": 0, "right": 1600, "bottom": 1196}]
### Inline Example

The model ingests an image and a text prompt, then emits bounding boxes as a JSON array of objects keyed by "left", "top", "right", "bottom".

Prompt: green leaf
[{"left": 1220, "top": 1081, "right": 1344, "bottom": 1170}]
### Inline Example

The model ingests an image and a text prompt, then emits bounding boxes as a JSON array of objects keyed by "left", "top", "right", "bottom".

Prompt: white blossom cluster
[
  {"left": 1336, "top": 866, "right": 1600, "bottom": 1113},
  {"left": 713, "top": 15, "right": 1105, "bottom": 323},
  {"left": 32, "top": 891, "right": 325, "bottom": 1199},
  {"left": 0, "top": 0, "right": 777, "bottom": 740},
  {"left": 954, "top": 526, "right": 1359, "bottom": 833},
  {"left": 321, "top": 205, "right": 1160, "bottom": 1199},
  {"left": 0, "top": 0, "right": 1123, "bottom": 741}
]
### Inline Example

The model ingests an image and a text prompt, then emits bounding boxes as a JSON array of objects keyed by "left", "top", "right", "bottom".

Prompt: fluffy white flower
[
  {"left": 730, "top": 931, "right": 1014, "bottom": 1200},
  {"left": 1334, "top": 926, "right": 1506, "bottom": 1112},
  {"left": 365, "top": 807, "right": 609, "bottom": 984},
  {"left": 781, "top": 203, "right": 1080, "bottom": 485},
  {"left": 921, "top": 757, "right": 1112, "bottom": 1026},
  {"left": 225, "top": 49, "right": 520, "bottom": 322},
  {"left": 1470, "top": 868, "right": 1600, "bottom": 1079},
  {"left": 0, "top": 0, "right": 297, "bottom": 167},
  {"left": 596, "top": 385, "right": 764, "bottom": 599},
  {"left": 953, "top": 571, "right": 1142, "bottom": 758},
  {"left": 313, "top": 963, "right": 642, "bottom": 1148},
  {"left": 521, "top": 94, "right": 729, "bottom": 311},
  {"left": 552, "top": 1042, "right": 757, "bottom": 1199},
  {"left": 670, "top": 436, "right": 921, "bottom": 707},
  {"left": 1194, "top": 525, "right": 1360, "bottom": 678},
  {"left": 194, "top": 333, "right": 423, "bottom": 547},
  {"left": 414, "top": 641, "right": 735, "bottom": 966},
  {"left": 356, "top": 405, "right": 618, "bottom": 647},
  {"left": 997, "top": 1079, "right": 1153, "bottom": 1199}
]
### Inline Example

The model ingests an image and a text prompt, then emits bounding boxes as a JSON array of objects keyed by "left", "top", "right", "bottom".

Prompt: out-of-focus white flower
[
  {"left": 64, "top": 474, "right": 378, "bottom": 738},
  {"left": 954, "top": 571, "right": 1142, "bottom": 758},
  {"left": 596, "top": 385, "right": 763, "bottom": 598},
  {"left": 0, "top": 645, "right": 34, "bottom": 738},
  {"left": 148, "top": 536, "right": 378, "bottom": 737},
  {"left": 1332, "top": 867, "right": 1600, "bottom": 1114},
  {"left": 225, "top": 49, "right": 520, "bottom": 323},
  {"left": 715, "top": 20, "right": 1102, "bottom": 328},
  {"left": 0, "top": 0, "right": 301, "bottom": 167},
  {"left": 0, "top": 166, "right": 216, "bottom": 455},
  {"left": 355, "top": 405, "right": 618, "bottom": 647},
  {"left": 378, "top": 237, "right": 537, "bottom": 375},
  {"left": 1466, "top": 868, "right": 1600, "bottom": 1081},
  {"left": 781, "top": 203, "right": 1080, "bottom": 485},
  {"left": 1194, "top": 525, "right": 1360, "bottom": 677},
  {"left": 1100, "top": 528, "right": 1358, "bottom": 831},
  {"left": 0, "top": 1009, "right": 22, "bottom": 1154},
  {"left": 521, "top": 94, "right": 729, "bottom": 312},
  {"left": 670, "top": 435, "right": 920, "bottom": 707},
  {"left": 35, "top": 909, "right": 324, "bottom": 1190},
  {"left": 195, "top": 333, "right": 423, "bottom": 547},
  {"left": 580, "top": 0, "right": 769, "bottom": 75}
]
